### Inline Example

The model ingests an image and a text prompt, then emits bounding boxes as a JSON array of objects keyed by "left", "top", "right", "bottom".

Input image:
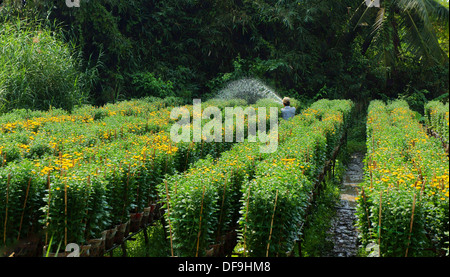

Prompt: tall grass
[{"left": 0, "top": 18, "right": 89, "bottom": 114}]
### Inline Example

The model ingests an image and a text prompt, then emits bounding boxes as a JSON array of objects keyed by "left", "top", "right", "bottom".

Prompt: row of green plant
[
  {"left": 0, "top": 98, "right": 177, "bottom": 166},
  {"left": 0, "top": 97, "right": 279, "bottom": 249},
  {"left": 424, "top": 100, "right": 449, "bottom": 145},
  {"left": 356, "top": 100, "right": 449, "bottom": 257},
  {"left": 158, "top": 99, "right": 353, "bottom": 257},
  {"left": 240, "top": 100, "right": 353, "bottom": 257},
  {"left": 0, "top": 99, "right": 180, "bottom": 248}
]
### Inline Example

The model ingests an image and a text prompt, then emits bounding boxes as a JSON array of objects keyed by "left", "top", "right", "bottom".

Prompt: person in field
[{"left": 281, "top": 97, "right": 296, "bottom": 120}]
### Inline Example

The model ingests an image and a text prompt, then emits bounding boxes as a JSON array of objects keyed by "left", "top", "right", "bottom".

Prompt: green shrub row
[
  {"left": 158, "top": 99, "right": 353, "bottom": 257},
  {"left": 241, "top": 99, "right": 353, "bottom": 257},
  {"left": 1, "top": 97, "right": 276, "bottom": 248},
  {"left": 356, "top": 100, "right": 449, "bottom": 257},
  {"left": 424, "top": 100, "right": 449, "bottom": 145}
]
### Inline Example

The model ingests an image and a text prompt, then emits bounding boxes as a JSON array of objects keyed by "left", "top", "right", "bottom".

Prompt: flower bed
[
  {"left": 240, "top": 99, "right": 353, "bottom": 257},
  {"left": 158, "top": 99, "right": 353, "bottom": 257},
  {"left": 356, "top": 100, "right": 449, "bottom": 257},
  {"left": 0, "top": 98, "right": 262, "bottom": 252}
]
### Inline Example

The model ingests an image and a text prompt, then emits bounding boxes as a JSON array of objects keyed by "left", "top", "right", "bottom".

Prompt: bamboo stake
[
  {"left": 405, "top": 192, "right": 417, "bottom": 257},
  {"left": 59, "top": 151, "right": 63, "bottom": 176},
  {"left": 45, "top": 174, "right": 51, "bottom": 245},
  {"left": 17, "top": 177, "right": 32, "bottom": 241},
  {"left": 164, "top": 154, "right": 168, "bottom": 174},
  {"left": 3, "top": 174, "right": 11, "bottom": 245},
  {"left": 151, "top": 147, "right": 156, "bottom": 171},
  {"left": 417, "top": 179, "right": 426, "bottom": 202},
  {"left": 378, "top": 191, "right": 383, "bottom": 251},
  {"left": 243, "top": 185, "right": 252, "bottom": 257},
  {"left": 361, "top": 187, "right": 372, "bottom": 236},
  {"left": 164, "top": 181, "right": 174, "bottom": 257},
  {"left": 121, "top": 168, "right": 130, "bottom": 222},
  {"left": 64, "top": 180, "right": 68, "bottom": 247},
  {"left": 266, "top": 189, "right": 279, "bottom": 257},
  {"left": 47, "top": 172, "right": 51, "bottom": 190},
  {"left": 217, "top": 173, "right": 229, "bottom": 240},
  {"left": 196, "top": 185, "right": 206, "bottom": 257},
  {"left": 184, "top": 142, "right": 192, "bottom": 171}
]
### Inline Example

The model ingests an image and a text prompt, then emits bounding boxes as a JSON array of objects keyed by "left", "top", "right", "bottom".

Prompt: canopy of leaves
[{"left": 0, "top": 0, "right": 448, "bottom": 109}]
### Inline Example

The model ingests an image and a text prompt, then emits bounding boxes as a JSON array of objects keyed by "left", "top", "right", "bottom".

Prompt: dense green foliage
[
  {"left": 0, "top": 96, "right": 293, "bottom": 251},
  {"left": 0, "top": 19, "right": 90, "bottom": 114},
  {"left": 425, "top": 100, "right": 449, "bottom": 144},
  {"left": 357, "top": 100, "right": 449, "bottom": 256},
  {"left": 158, "top": 99, "right": 352, "bottom": 257},
  {"left": 0, "top": 0, "right": 448, "bottom": 110},
  {"left": 0, "top": 97, "right": 241, "bottom": 247}
]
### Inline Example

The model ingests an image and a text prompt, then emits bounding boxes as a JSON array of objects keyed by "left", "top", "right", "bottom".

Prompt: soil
[{"left": 325, "top": 152, "right": 364, "bottom": 257}]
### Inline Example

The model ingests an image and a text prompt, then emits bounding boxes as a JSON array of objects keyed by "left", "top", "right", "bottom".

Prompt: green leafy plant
[
  {"left": 0, "top": 18, "right": 88, "bottom": 114},
  {"left": 131, "top": 72, "right": 175, "bottom": 99},
  {"left": 356, "top": 100, "right": 449, "bottom": 257},
  {"left": 425, "top": 100, "right": 449, "bottom": 144}
]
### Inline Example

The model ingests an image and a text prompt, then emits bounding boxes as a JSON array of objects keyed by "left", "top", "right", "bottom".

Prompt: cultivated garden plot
[
  {"left": 159, "top": 99, "right": 353, "bottom": 257},
  {"left": 0, "top": 97, "right": 292, "bottom": 256},
  {"left": 0, "top": 0, "right": 448, "bottom": 266},
  {"left": 0, "top": 97, "right": 448, "bottom": 257},
  {"left": 356, "top": 100, "right": 449, "bottom": 257},
  {"left": 0, "top": 96, "right": 352, "bottom": 256}
]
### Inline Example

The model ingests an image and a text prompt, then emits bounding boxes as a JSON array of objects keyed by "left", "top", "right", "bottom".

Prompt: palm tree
[
  {"left": 339, "top": 0, "right": 449, "bottom": 98},
  {"left": 350, "top": 0, "right": 448, "bottom": 67}
]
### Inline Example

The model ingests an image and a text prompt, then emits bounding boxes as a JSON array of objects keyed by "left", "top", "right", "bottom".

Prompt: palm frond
[
  {"left": 353, "top": 1, "right": 374, "bottom": 31},
  {"left": 372, "top": 7, "right": 387, "bottom": 36},
  {"left": 426, "top": 0, "right": 450, "bottom": 27},
  {"left": 398, "top": 7, "right": 446, "bottom": 63}
]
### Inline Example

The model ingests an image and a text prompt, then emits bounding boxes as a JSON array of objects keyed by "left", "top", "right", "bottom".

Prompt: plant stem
[
  {"left": 378, "top": 191, "right": 383, "bottom": 254},
  {"left": 266, "top": 189, "right": 279, "bottom": 257},
  {"left": 405, "top": 192, "right": 417, "bottom": 257},
  {"left": 3, "top": 174, "right": 11, "bottom": 245},
  {"left": 196, "top": 185, "right": 206, "bottom": 257},
  {"left": 17, "top": 177, "right": 32, "bottom": 241},
  {"left": 164, "top": 180, "right": 174, "bottom": 257}
]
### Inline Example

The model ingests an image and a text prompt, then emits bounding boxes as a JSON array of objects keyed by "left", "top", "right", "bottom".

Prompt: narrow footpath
[{"left": 326, "top": 152, "right": 364, "bottom": 257}]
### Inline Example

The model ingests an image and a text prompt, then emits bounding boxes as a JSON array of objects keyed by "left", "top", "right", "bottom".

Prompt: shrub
[
  {"left": 425, "top": 100, "right": 449, "bottom": 145},
  {"left": 357, "top": 100, "right": 449, "bottom": 257},
  {"left": 0, "top": 19, "right": 88, "bottom": 114},
  {"left": 131, "top": 72, "right": 175, "bottom": 99}
]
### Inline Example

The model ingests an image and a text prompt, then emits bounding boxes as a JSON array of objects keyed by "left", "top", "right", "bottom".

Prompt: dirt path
[{"left": 325, "top": 152, "right": 364, "bottom": 257}]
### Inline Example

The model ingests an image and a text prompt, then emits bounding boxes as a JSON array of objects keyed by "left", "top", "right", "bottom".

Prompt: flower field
[
  {"left": 1, "top": 96, "right": 448, "bottom": 257},
  {"left": 159, "top": 99, "right": 353, "bottom": 257},
  {"left": 0, "top": 97, "right": 265, "bottom": 252},
  {"left": 356, "top": 100, "right": 449, "bottom": 257}
]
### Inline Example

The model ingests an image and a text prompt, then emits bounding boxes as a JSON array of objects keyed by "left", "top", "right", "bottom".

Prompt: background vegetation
[{"left": 0, "top": 0, "right": 448, "bottom": 113}]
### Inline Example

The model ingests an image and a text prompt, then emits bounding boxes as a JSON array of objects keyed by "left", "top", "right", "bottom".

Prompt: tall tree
[{"left": 352, "top": 0, "right": 448, "bottom": 67}]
